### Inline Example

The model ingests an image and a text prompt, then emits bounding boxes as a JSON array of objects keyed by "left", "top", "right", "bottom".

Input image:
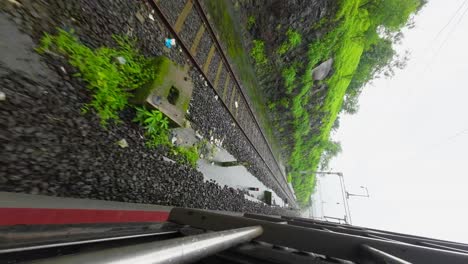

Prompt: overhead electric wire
[
  {"left": 431, "top": 0, "right": 468, "bottom": 42},
  {"left": 422, "top": 2, "right": 468, "bottom": 75},
  {"left": 403, "top": 126, "right": 468, "bottom": 162}
]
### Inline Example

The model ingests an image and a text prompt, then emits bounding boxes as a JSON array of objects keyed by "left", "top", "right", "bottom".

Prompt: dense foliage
[{"left": 253, "top": 0, "right": 427, "bottom": 206}]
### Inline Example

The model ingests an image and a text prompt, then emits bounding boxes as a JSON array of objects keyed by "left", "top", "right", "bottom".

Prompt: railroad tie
[
  {"left": 235, "top": 94, "right": 240, "bottom": 117},
  {"left": 213, "top": 62, "right": 223, "bottom": 88},
  {"left": 190, "top": 25, "right": 205, "bottom": 55},
  {"left": 222, "top": 75, "right": 230, "bottom": 101},
  {"left": 203, "top": 45, "right": 216, "bottom": 74},
  {"left": 229, "top": 85, "right": 236, "bottom": 110},
  {"left": 174, "top": 0, "right": 193, "bottom": 33}
]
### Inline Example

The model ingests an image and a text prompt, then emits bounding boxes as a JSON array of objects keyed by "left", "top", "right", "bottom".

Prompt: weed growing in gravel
[
  {"left": 250, "top": 40, "right": 268, "bottom": 66},
  {"left": 134, "top": 106, "right": 199, "bottom": 167},
  {"left": 37, "top": 29, "right": 155, "bottom": 126},
  {"left": 173, "top": 145, "right": 199, "bottom": 168},
  {"left": 277, "top": 29, "right": 302, "bottom": 56},
  {"left": 133, "top": 106, "right": 170, "bottom": 147}
]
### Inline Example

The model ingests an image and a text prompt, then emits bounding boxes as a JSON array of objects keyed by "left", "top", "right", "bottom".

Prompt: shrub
[{"left": 37, "top": 29, "right": 155, "bottom": 126}]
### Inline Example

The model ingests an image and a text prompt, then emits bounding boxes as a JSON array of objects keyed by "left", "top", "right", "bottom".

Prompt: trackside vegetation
[
  {"left": 37, "top": 29, "right": 199, "bottom": 167},
  {"left": 286, "top": 0, "right": 426, "bottom": 205}
]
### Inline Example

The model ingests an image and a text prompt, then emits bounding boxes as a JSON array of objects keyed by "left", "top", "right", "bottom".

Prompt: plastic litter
[
  {"left": 165, "top": 38, "right": 176, "bottom": 48},
  {"left": 116, "top": 139, "right": 129, "bottom": 148}
]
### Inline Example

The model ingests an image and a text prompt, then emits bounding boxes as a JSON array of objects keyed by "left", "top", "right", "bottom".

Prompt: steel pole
[
  {"left": 31, "top": 226, "right": 263, "bottom": 264},
  {"left": 338, "top": 174, "right": 352, "bottom": 225}
]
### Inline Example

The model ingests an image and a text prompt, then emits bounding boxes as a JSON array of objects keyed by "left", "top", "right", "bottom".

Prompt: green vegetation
[
  {"left": 37, "top": 29, "right": 155, "bottom": 126},
  {"left": 38, "top": 29, "right": 200, "bottom": 168},
  {"left": 287, "top": 173, "right": 293, "bottom": 183},
  {"left": 173, "top": 145, "right": 199, "bottom": 167},
  {"left": 133, "top": 106, "right": 199, "bottom": 168},
  {"left": 283, "top": 0, "right": 426, "bottom": 206},
  {"left": 250, "top": 40, "right": 268, "bottom": 65},
  {"left": 246, "top": 15, "right": 256, "bottom": 30},
  {"left": 133, "top": 106, "right": 170, "bottom": 147},
  {"left": 278, "top": 29, "right": 302, "bottom": 55},
  {"left": 206, "top": 0, "right": 424, "bottom": 206},
  {"left": 281, "top": 65, "right": 297, "bottom": 94}
]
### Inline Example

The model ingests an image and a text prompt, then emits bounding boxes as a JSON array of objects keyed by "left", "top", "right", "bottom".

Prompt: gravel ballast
[{"left": 0, "top": 0, "right": 297, "bottom": 215}]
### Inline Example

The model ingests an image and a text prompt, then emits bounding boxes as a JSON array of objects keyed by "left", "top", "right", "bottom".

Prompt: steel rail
[
  {"left": 147, "top": 0, "right": 296, "bottom": 206},
  {"left": 31, "top": 226, "right": 263, "bottom": 264},
  {"left": 0, "top": 230, "right": 178, "bottom": 254}
]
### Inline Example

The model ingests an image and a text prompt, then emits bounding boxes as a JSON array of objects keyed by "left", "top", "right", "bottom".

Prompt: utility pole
[
  {"left": 346, "top": 186, "right": 370, "bottom": 199},
  {"left": 303, "top": 171, "right": 352, "bottom": 224}
]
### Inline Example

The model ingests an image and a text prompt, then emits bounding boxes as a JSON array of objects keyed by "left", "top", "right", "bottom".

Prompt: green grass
[
  {"left": 37, "top": 29, "right": 155, "bottom": 126},
  {"left": 288, "top": 0, "right": 369, "bottom": 206}
]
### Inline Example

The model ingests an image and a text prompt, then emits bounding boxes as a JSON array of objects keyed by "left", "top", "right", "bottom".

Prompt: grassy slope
[
  {"left": 205, "top": 0, "right": 371, "bottom": 206},
  {"left": 290, "top": 0, "right": 370, "bottom": 206}
]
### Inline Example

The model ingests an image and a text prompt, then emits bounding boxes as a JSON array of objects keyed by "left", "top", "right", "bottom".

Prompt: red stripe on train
[{"left": 0, "top": 208, "right": 170, "bottom": 226}]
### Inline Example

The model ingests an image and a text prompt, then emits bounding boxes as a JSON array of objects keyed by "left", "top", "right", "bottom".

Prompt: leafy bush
[
  {"left": 37, "top": 29, "right": 155, "bottom": 126},
  {"left": 250, "top": 40, "right": 268, "bottom": 65},
  {"left": 133, "top": 106, "right": 170, "bottom": 147}
]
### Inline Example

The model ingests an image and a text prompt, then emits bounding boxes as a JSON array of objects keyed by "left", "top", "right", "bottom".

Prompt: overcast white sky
[{"left": 313, "top": 0, "right": 468, "bottom": 243}]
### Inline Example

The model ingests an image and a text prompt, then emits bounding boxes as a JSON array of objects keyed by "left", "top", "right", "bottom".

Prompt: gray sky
[{"left": 314, "top": 0, "right": 468, "bottom": 243}]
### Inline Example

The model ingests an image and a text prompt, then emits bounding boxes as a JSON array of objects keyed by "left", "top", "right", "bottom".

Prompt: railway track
[
  {"left": 147, "top": 0, "right": 296, "bottom": 206},
  {"left": 2, "top": 193, "right": 466, "bottom": 263}
]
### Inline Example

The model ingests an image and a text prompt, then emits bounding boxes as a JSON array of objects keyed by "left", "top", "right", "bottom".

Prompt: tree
[
  {"left": 341, "top": 93, "right": 360, "bottom": 115},
  {"left": 332, "top": 117, "right": 341, "bottom": 131},
  {"left": 346, "top": 37, "right": 395, "bottom": 96},
  {"left": 365, "top": 0, "right": 424, "bottom": 32},
  {"left": 319, "top": 140, "right": 342, "bottom": 170}
]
